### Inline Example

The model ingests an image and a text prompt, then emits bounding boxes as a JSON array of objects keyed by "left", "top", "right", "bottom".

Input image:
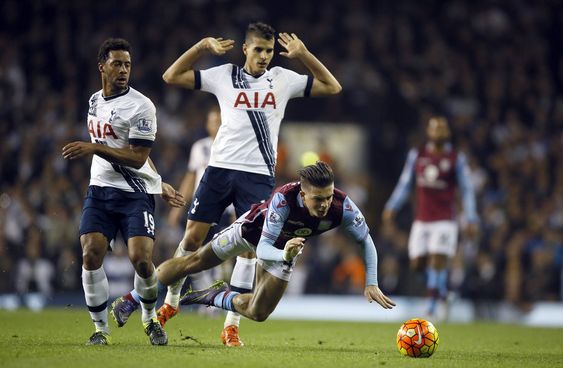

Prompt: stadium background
[{"left": 0, "top": 0, "right": 561, "bottom": 322}]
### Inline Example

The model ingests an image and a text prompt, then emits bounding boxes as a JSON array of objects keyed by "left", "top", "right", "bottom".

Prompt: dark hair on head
[
  {"left": 246, "top": 22, "right": 276, "bottom": 41},
  {"left": 298, "top": 161, "right": 334, "bottom": 188},
  {"left": 97, "top": 38, "right": 131, "bottom": 64}
]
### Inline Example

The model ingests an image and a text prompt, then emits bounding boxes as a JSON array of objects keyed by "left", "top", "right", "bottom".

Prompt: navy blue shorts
[
  {"left": 188, "top": 166, "right": 275, "bottom": 224},
  {"left": 79, "top": 186, "right": 156, "bottom": 243}
]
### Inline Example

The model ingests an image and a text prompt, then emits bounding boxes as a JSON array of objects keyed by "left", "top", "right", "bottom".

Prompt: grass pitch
[{"left": 1, "top": 308, "right": 562, "bottom": 368}]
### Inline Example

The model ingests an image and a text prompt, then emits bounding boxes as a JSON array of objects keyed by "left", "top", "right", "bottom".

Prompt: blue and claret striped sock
[{"left": 213, "top": 291, "right": 240, "bottom": 312}]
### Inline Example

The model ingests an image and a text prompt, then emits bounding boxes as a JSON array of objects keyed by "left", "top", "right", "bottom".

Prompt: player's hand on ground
[
  {"left": 62, "top": 141, "right": 96, "bottom": 160},
  {"left": 364, "top": 285, "right": 396, "bottom": 309},
  {"left": 283, "top": 237, "right": 305, "bottom": 262},
  {"left": 200, "top": 37, "right": 234, "bottom": 55},
  {"left": 278, "top": 33, "right": 307, "bottom": 59},
  {"left": 161, "top": 182, "right": 186, "bottom": 208}
]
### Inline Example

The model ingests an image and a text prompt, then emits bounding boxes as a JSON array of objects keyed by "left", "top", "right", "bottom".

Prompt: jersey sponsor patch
[
  {"left": 294, "top": 228, "right": 312, "bottom": 236},
  {"left": 137, "top": 118, "right": 153, "bottom": 132},
  {"left": 318, "top": 220, "right": 332, "bottom": 231}
]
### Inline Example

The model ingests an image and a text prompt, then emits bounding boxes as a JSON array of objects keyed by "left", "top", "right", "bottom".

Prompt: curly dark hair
[
  {"left": 97, "top": 38, "right": 131, "bottom": 64},
  {"left": 298, "top": 161, "right": 334, "bottom": 188},
  {"left": 245, "top": 22, "right": 276, "bottom": 41}
]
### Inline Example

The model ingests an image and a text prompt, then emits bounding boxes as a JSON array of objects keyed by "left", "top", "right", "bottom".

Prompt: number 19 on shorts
[{"left": 143, "top": 211, "right": 155, "bottom": 235}]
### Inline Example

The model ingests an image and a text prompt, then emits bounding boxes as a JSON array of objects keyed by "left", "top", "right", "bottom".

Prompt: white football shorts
[
  {"left": 210, "top": 220, "right": 297, "bottom": 282},
  {"left": 407, "top": 220, "right": 459, "bottom": 259}
]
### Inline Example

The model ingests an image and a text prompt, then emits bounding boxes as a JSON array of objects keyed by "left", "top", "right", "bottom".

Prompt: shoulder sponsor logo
[
  {"left": 294, "top": 228, "right": 312, "bottom": 236},
  {"left": 269, "top": 211, "right": 281, "bottom": 223},
  {"left": 353, "top": 215, "right": 365, "bottom": 227},
  {"left": 137, "top": 118, "right": 153, "bottom": 133}
]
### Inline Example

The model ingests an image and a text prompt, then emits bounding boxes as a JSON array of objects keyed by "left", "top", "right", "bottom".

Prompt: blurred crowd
[{"left": 0, "top": 0, "right": 562, "bottom": 312}]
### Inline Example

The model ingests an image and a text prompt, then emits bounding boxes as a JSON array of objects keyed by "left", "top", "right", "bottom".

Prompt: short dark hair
[
  {"left": 298, "top": 161, "right": 334, "bottom": 188},
  {"left": 245, "top": 22, "right": 276, "bottom": 42},
  {"left": 97, "top": 38, "right": 131, "bottom": 64}
]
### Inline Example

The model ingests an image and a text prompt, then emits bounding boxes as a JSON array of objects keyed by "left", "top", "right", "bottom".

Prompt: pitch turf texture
[{"left": 2, "top": 309, "right": 562, "bottom": 368}]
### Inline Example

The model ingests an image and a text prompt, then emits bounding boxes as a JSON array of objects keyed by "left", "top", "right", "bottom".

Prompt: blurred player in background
[
  {"left": 156, "top": 161, "right": 395, "bottom": 333},
  {"left": 382, "top": 116, "right": 479, "bottom": 320},
  {"left": 146, "top": 21, "right": 341, "bottom": 346},
  {"left": 62, "top": 38, "right": 185, "bottom": 346}
]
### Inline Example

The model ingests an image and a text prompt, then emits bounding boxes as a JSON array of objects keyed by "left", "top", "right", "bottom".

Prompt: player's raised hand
[
  {"left": 161, "top": 182, "right": 186, "bottom": 208},
  {"left": 283, "top": 237, "right": 305, "bottom": 262},
  {"left": 364, "top": 285, "right": 396, "bottom": 309},
  {"left": 62, "top": 141, "right": 96, "bottom": 160},
  {"left": 201, "top": 37, "right": 235, "bottom": 56},
  {"left": 277, "top": 33, "right": 307, "bottom": 59}
]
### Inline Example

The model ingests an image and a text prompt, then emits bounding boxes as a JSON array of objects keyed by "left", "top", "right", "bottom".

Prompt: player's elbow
[
  {"left": 329, "top": 82, "right": 343, "bottom": 95},
  {"left": 162, "top": 71, "right": 174, "bottom": 84}
]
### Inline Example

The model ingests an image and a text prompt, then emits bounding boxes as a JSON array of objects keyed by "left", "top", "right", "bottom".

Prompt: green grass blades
[{"left": 1, "top": 309, "right": 563, "bottom": 368}]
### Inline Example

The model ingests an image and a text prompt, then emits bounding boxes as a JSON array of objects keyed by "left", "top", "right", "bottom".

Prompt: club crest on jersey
[
  {"left": 88, "top": 119, "right": 118, "bottom": 139},
  {"left": 267, "top": 78, "right": 274, "bottom": 89},
  {"left": 137, "top": 118, "right": 153, "bottom": 133},
  {"left": 234, "top": 91, "right": 276, "bottom": 109},
  {"left": 276, "top": 199, "right": 287, "bottom": 208},
  {"left": 294, "top": 228, "right": 312, "bottom": 236}
]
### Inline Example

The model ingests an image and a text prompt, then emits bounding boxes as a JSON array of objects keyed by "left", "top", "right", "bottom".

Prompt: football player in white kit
[
  {"left": 153, "top": 22, "right": 340, "bottom": 346},
  {"left": 62, "top": 38, "right": 185, "bottom": 346}
]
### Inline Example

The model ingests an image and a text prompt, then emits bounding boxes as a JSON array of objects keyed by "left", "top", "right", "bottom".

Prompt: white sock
[
  {"left": 82, "top": 266, "right": 109, "bottom": 334},
  {"left": 164, "top": 244, "right": 191, "bottom": 308},
  {"left": 225, "top": 257, "right": 256, "bottom": 328},
  {"left": 134, "top": 270, "right": 158, "bottom": 323}
]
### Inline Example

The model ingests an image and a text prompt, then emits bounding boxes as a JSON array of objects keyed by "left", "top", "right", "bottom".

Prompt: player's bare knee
[{"left": 81, "top": 244, "right": 104, "bottom": 269}]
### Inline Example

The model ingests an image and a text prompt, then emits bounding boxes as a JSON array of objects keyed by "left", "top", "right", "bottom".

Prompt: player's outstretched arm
[
  {"left": 62, "top": 141, "right": 150, "bottom": 169},
  {"left": 365, "top": 285, "right": 396, "bottom": 309},
  {"left": 277, "top": 32, "right": 342, "bottom": 96},
  {"left": 162, "top": 37, "right": 235, "bottom": 88}
]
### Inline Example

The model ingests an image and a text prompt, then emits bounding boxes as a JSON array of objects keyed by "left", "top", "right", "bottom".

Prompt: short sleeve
[
  {"left": 282, "top": 68, "right": 312, "bottom": 99},
  {"left": 198, "top": 64, "right": 232, "bottom": 94},
  {"left": 129, "top": 101, "right": 157, "bottom": 147}
]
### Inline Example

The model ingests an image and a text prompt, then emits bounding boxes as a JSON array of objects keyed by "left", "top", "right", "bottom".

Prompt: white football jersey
[
  {"left": 196, "top": 64, "right": 312, "bottom": 176},
  {"left": 86, "top": 86, "right": 162, "bottom": 193},
  {"left": 187, "top": 136, "right": 213, "bottom": 194}
]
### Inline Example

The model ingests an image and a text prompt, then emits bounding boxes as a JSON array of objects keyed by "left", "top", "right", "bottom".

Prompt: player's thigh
[
  {"left": 188, "top": 167, "right": 235, "bottom": 224},
  {"left": 233, "top": 171, "right": 275, "bottom": 217},
  {"left": 251, "top": 265, "right": 288, "bottom": 314},
  {"left": 209, "top": 221, "right": 255, "bottom": 261},
  {"left": 427, "top": 221, "right": 458, "bottom": 258},
  {"left": 407, "top": 221, "right": 430, "bottom": 260},
  {"left": 79, "top": 187, "right": 119, "bottom": 246},
  {"left": 117, "top": 193, "right": 157, "bottom": 241}
]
